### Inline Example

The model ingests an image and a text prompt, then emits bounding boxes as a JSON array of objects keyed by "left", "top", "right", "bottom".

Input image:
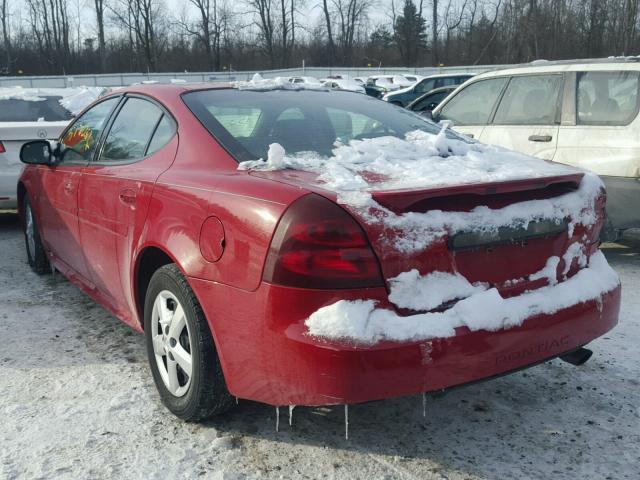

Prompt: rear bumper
[
  {"left": 190, "top": 277, "right": 621, "bottom": 407},
  {"left": 601, "top": 175, "right": 640, "bottom": 230}
]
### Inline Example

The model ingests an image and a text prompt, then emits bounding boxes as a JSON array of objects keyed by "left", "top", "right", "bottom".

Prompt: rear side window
[
  {"left": 147, "top": 115, "right": 176, "bottom": 155},
  {"left": 100, "top": 97, "right": 163, "bottom": 162},
  {"left": 577, "top": 71, "right": 640, "bottom": 125},
  {"left": 0, "top": 96, "right": 73, "bottom": 122},
  {"left": 493, "top": 75, "right": 563, "bottom": 125},
  {"left": 439, "top": 77, "right": 508, "bottom": 125}
]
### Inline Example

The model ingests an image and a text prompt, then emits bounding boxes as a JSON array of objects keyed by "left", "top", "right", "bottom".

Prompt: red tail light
[
  {"left": 263, "top": 194, "right": 384, "bottom": 289},
  {"left": 0, "top": 141, "right": 5, "bottom": 153}
]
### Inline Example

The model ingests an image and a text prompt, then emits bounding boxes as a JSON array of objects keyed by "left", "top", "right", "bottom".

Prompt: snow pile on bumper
[{"left": 305, "top": 251, "right": 619, "bottom": 345}]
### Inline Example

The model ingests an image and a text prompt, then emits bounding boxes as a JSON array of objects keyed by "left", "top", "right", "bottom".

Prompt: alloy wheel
[{"left": 151, "top": 290, "right": 193, "bottom": 397}]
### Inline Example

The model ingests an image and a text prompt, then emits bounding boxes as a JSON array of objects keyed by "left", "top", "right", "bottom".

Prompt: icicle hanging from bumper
[
  {"left": 275, "top": 406, "right": 280, "bottom": 432},
  {"left": 344, "top": 404, "right": 349, "bottom": 440},
  {"left": 422, "top": 392, "right": 427, "bottom": 418},
  {"left": 289, "top": 405, "right": 295, "bottom": 426}
]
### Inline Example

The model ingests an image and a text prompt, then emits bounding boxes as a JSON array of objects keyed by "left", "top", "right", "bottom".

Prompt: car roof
[
  {"left": 474, "top": 57, "right": 640, "bottom": 79},
  {"left": 419, "top": 73, "right": 475, "bottom": 80}
]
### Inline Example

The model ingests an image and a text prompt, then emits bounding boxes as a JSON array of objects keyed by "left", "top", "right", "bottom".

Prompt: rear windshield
[
  {"left": 0, "top": 96, "right": 73, "bottom": 122},
  {"left": 182, "top": 89, "right": 458, "bottom": 162}
]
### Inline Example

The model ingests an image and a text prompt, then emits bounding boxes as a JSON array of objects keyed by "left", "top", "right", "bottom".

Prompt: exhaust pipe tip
[{"left": 560, "top": 347, "right": 593, "bottom": 366}]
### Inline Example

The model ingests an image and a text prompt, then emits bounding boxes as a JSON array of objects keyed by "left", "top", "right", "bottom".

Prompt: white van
[{"left": 430, "top": 59, "right": 640, "bottom": 237}]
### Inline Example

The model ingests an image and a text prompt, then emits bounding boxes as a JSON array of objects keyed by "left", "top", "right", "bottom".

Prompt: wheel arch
[{"left": 134, "top": 245, "right": 182, "bottom": 330}]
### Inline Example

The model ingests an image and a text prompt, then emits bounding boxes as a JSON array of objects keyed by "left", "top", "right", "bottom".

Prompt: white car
[
  {"left": 0, "top": 87, "right": 103, "bottom": 209},
  {"left": 430, "top": 58, "right": 640, "bottom": 237},
  {"left": 366, "top": 75, "right": 412, "bottom": 92},
  {"left": 320, "top": 78, "right": 366, "bottom": 94},
  {"left": 287, "top": 76, "right": 322, "bottom": 86}
]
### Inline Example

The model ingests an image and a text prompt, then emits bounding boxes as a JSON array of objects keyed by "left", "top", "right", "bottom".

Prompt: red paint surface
[{"left": 18, "top": 84, "right": 620, "bottom": 407}]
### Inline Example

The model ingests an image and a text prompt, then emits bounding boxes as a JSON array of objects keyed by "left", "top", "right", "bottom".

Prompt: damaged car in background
[{"left": 17, "top": 79, "right": 620, "bottom": 427}]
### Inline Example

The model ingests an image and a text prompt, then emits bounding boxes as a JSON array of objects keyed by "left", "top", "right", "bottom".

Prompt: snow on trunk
[{"left": 239, "top": 130, "right": 619, "bottom": 345}]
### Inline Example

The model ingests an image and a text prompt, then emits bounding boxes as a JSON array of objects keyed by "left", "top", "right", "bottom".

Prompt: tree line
[{"left": 1, "top": 0, "right": 639, "bottom": 76}]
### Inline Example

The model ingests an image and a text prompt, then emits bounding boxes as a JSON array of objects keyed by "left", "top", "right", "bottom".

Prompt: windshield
[
  {"left": 182, "top": 89, "right": 462, "bottom": 162},
  {"left": 0, "top": 96, "right": 73, "bottom": 122}
]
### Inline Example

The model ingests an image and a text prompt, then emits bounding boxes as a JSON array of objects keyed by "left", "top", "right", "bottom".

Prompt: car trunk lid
[{"left": 251, "top": 169, "right": 596, "bottom": 301}]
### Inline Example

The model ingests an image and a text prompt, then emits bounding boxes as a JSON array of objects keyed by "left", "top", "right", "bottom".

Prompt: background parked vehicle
[
  {"left": 364, "top": 75, "right": 412, "bottom": 98},
  {"left": 320, "top": 78, "right": 366, "bottom": 94},
  {"left": 1, "top": 89, "right": 74, "bottom": 209},
  {"left": 406, "top": 86, "right": 457, "bottom": 114},
  {"left": 287, "top": 76, "right": 322, "bottom": 87},
  {"left": 383, "top": 73, "right": 475, "bottom": 107},
  {"left": 430, "top": 59, "right": 640, "bottom": 237}
]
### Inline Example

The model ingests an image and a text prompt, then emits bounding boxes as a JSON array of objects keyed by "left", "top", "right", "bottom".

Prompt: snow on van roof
[{"left": 0, "top": 86, "right": 106, "bottom": 115}]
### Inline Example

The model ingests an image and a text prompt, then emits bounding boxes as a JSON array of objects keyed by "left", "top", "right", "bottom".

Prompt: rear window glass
[
  {"left": 577, "top": 71, "right": 640, "bottom": 125},
  {"left": 0, "top": 97, "right": 73, "bottom": 122},
  {"left": 182, "top": 89, "right": 461, "bottom": 162}
]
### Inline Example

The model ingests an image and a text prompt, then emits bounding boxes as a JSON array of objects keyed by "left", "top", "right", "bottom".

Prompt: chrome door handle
[{"left": 528, "top": 135, "right": 552, "bottom": 142}]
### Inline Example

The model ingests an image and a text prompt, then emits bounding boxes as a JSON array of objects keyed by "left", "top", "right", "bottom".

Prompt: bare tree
[
  {"left": 1, "top": 0, "right": 11, "bottom": 73},
  {"left": 247, "top": 0, "right": 276, "bottom": 67},
  {"left": 95, "top": 0, "right": 107, "bottom": 72}
]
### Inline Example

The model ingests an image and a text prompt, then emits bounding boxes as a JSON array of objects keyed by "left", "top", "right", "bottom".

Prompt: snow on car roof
[
  {"left": 0, "top": 86, "right": 106, "bottom": 116},
  {"left": 235, "top": 73, "right": 327, "bottom": 91}
]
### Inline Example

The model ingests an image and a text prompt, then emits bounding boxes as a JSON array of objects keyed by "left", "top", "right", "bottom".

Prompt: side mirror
[{"left": 20, "top": 140, "right": 53, "bottom": 165}]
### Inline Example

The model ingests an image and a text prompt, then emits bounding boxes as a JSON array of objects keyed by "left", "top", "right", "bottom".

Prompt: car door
[
  {"left": 77, "top": 95, "right": 178, "bottom": 320},
  {"left": 479, "top": 74, "right": 564, "bottom": 159},
  {"left": 434, "top": 76, "right": 509, "bottom": 140},
  {"left": 37, "top": 97, "right": 120, "bottom": 282}
]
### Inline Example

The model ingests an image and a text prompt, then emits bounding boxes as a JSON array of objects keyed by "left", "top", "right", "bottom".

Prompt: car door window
[
  {"left": 439, "top": 77, "right": 508, "bottom": 125},
  {"left": 414, "top": 91, "right": 448, "bottom": 111},
  {"left": 493, "top": 75, "right": 563, "bottom": 125},
  {"left": 60, "top": 97, "right": 119, "bottom": 163},
  {"left": 415, "top": 79, "right": 436, "bottom": 94},
  {"left": 99, "top": 97, "right": 164, "bottom": 162},
  {"left": 577, "top": 71, "right": 640, "bottom": 126}
]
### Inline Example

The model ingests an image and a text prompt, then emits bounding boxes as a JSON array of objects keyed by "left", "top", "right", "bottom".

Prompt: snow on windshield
[{"left": 238, "top": 128, "right": 619, "bottom": 345}]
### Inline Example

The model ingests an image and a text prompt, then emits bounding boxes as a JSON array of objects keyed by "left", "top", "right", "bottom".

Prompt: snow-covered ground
[{"left": 1, "top": 212, "right": 638, "bottom": 480}]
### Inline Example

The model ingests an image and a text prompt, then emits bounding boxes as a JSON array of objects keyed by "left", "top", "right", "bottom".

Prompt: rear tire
[
  {"left": 144, "top": 264, "right": 234, "bottom": 421},
  {"left": 23, "top": 195, "right": 50, "bottom": 274}
]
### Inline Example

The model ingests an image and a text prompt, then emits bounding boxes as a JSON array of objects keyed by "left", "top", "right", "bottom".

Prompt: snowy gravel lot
[{"left": 1, "top": 211, "right": 638, "bottom": 480}]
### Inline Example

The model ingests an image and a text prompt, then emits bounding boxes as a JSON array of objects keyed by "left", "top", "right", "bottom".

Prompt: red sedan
[{"left": 18, "top": 83, "right": 621, "bottom": 421}]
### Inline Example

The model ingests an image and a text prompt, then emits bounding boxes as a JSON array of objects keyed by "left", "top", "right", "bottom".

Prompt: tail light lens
[
  {"left": 0, "top": 141, "right": 5, "bottom": 153},
  {"left": 263, "top": 194, "right": 384, "bottom": 289}
]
